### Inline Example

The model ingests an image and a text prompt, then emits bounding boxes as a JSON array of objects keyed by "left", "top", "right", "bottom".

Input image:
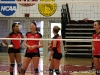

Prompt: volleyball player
[
  {"left": 2, "top": 23, "right": 24, "bottom": 75},
  {"left": 48, "top": 26, "right": 62, "bottom": 75},
  {"left": 20, "top": 22, "right": 43, "bottom": 75},
  {"left": 92, "top": 20, "right": 100, "bottom": 74}
]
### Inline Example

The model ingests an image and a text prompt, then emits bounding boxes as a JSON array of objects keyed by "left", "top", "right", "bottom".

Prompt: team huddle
[
  {"left": 2, "top": 22, "right": 62, "bottom": 75},
  {"left": 2, "top": 20, "right": 100, "bottom": 75}
]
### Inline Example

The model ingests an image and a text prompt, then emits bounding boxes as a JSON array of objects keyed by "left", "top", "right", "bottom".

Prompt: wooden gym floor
[{"left": 0, "top": 54, "right": 96, "bottom": 75}]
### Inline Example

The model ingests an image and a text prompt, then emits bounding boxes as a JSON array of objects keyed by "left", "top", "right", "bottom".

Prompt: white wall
[{"left": 0, "top": 0, "right": 100, "bottom": 20}]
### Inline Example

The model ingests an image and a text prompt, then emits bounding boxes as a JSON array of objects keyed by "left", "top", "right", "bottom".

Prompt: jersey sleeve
[
  {"left": 26, "top": 32, "right": 30, "bottom": 37},
  {"left": 92, "top": 31, "right": 96, "bottom": 38},
  {"left": 9, "top": 32, "right": 13, "bottom": 37},
  {"left": 38, "top": 33, "right": 42, "bottom": 38},
  {"left": 19, "top": 32, "right": 22, "bottom": 35}
]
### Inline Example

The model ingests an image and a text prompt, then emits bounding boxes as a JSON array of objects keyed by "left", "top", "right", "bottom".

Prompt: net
[
  {"left": 0, "top": 1, "right": 99, "bottom": 75},
  {"left": 0, "top": 0, "right": 99, "bottom": 57},
  {"left": 0, "top": 0, "right": 100, "bottom": 38}
]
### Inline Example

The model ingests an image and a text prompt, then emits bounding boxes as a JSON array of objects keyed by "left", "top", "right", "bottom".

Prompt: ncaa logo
[{"left": 0, "top": 0, "right": 17, "bottom": 16}]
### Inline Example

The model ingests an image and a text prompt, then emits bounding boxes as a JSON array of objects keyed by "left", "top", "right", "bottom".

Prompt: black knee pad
[
  {"left": 10, "top": 63, "right": 15, "bottom": 68},
  {"left": 34, "top": 68, "right": 39, "bottom": 73},
  {"left": 49, "top": 68, "right": 53, "bottom": 74},
  {"left": 21, "top": 68, "right": 26, "bottom": 74},
  {"left": 10, "top": 72, "right": 13, "bottom": 75},
  {"left": 17, "top": 62, "right": 22, "bottom": 68},
  {"left": 55, "top": 69, "right": 60, "bottom": 74}
]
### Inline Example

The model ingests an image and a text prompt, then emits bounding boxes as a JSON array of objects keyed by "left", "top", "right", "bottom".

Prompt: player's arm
[
  {"left": 20, "top": 34, "right": 24, "bottom": 45},
  {"left": 33, "top": 33, "right": 43, "bottom": 48},
  {"left": 91, "top": 37, "right": 94, "bottom": 55},
  {"left": 2, "top": 35, "right": 10, "bottom": 46},
  {"left": 52, "top": 40, "right": 57, "bottom": 52},
  {"left": 49, "top": 40, "right": 57, "bottom": 61},
  {"left": 48, "top": 41, "right": 52, "bottom": 50},
  {"left": 38, "top": 40, "right": 43, "bottom": 48},
  {"left": 24, "top": 36, "right": 29, "bottom": 48},
  {"left": 50, "top": 40, "right": 57, "bottom": 56},
  {"left": 50, "top": 50, "right": 54, "bottom": 57}
]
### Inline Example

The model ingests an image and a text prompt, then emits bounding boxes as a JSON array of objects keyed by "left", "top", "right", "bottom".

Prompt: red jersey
[
  {"left": 51, "top": 34, "right": 61, "bottom": 53},
  {"left": 26, "top": 32, "right": 42, "bottom": 53},
  {"left": 92, "top": 32, "right": 100, "bottom": 55},
  {"left": 9, "top": 32, "right": 22, "bottom": 49}
]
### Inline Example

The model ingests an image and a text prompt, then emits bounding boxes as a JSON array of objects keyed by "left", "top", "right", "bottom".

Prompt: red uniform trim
[
  {"left": 26, "top": 32, "right": 42, "bottom": 53},
  {"left": 9, "top": 32, "right": 22, "bottom": 49},
  {"left": 92, "top": 32, "right": 100, "bottom": 55},
  {"left": 51, "top": 34, "right": 61, "bottom": 53}
]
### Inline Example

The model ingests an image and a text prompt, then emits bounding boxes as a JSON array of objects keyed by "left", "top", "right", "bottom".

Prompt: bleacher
[{"left": 61, "top": 4, "right": 95, "bottom": 58}]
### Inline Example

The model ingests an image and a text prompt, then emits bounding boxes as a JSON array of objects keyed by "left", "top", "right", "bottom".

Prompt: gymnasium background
[{"left": 0, "top": 0, "right": 100, "bottom": 57}]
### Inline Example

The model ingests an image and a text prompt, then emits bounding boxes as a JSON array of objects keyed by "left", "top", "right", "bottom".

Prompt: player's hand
[
  {"left": 29, "top": 45, "right": 37, "bottom": 50},
  {"left": 49, "top": 56, "right": 52, "bottom": 61},
  {"left": 31, "top": 45, "right": 37, "bottom": 49},
  {"left": 48, "top": 45, "right": 52, "bottom": 50},
  {"left": 28, "top": 45, "right": 33, "bottom": 50},
  {"left": 92, "top": 47, "right": 94, "bottom": 56},
  {"left": 20, "top": 44, "right": 23, "bottom": 49}
]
